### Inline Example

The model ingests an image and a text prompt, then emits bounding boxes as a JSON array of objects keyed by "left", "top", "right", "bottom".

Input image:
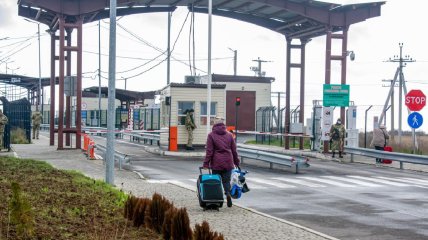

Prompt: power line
[{"left": 0, "top": 43, "right": 32, "bottom": 63}]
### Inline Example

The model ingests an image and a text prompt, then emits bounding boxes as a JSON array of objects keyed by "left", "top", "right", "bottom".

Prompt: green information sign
[{"left": 323, "top": 84, "right": 350, "bottom": 107}]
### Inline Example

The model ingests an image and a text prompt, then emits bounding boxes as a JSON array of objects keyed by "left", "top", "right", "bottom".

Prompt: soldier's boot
[
  {"left": 332, "top": 151, "right": 335, "bottom": 158},
  {"left": 339, "top": 151, "right": 343, "bottom": 158}
]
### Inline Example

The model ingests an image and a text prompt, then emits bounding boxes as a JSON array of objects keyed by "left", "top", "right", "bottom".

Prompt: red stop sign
[{"left": 405, "top": 90, "right": 426, "bottom": 111}]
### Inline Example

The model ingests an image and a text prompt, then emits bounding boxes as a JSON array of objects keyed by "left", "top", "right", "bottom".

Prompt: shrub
[
  {"left": 170, "top": 207, "right": 192, "bottom": 240},
  {"left": 145, "top": 193, "right": 173, "bottom": 233},
  {"left": 193, "top": 221, "right": 225, "bottom": 240},
  {"left": 11, "top": 128, "right": 29, "bottom": 144},
  {"left": 124, "top": 195, "right": 139, "bottom": 220},
  {"left": 132, "top": 197, "right": 151, "bottom": 228},
  {"left": 9, "top": 182, "right": 35, "bottom": 238},
  {"left": 162, "top": 206, "right": 177, "bottom": 240}
]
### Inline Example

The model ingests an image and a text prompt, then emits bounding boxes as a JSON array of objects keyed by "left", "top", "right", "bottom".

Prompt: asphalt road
[{"left": 93, "top": 136, "right": 428, "bottom": 240}]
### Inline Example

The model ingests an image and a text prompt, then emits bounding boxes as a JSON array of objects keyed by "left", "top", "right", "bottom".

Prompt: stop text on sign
[
  {"left": 405, "top": 96, "right": 426, "bottom": 105},
  {"left": 405, "top": 89, "right": 426, "bottom": 111}
]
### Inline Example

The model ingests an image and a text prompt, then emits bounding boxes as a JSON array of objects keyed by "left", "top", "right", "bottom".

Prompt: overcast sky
[{"left": 0, "top": 0, "right": 427, "bottom": 133}]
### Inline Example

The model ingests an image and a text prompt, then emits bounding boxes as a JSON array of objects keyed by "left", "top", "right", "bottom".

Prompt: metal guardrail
[
  {"left": 345, "top": 146, "right": 428, "bottom": 169},
  {"left": 95, "top": 144, "right": 130, "bottom": 170},
  {"left": 237, "top": 146, "right": 310, "bottom": 174},
  {"left": 122, "top": 132, "right": 160, "bottom": 145}
]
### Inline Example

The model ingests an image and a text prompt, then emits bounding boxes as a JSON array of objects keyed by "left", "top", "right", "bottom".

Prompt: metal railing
[
  {"left": 345, "top": 146, "right": 428, "bottom": 169},
  {"left": 122, "top": 132, "right": 160, "bottom": 145},
  {"left": 95, "top": 144, "right": 130, "bottom": 170},
  {"left": 237, "top": 146, "right": 310, "bottom": 173}
]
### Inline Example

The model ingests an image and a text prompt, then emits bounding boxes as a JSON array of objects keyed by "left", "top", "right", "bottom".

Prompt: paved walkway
[{"left": 3, "top": 135, "right": 338, "bottom": 240}]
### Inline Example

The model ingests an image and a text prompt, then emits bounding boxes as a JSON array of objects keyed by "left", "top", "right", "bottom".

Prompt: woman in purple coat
[{"left": 203, "top": 118, "right": 240, "bottom": 207}]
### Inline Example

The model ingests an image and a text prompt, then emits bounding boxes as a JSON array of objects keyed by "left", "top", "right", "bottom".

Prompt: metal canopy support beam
[
  {"left": 323, "top": 29, "right": 332, "bottom": 153},
  {"left": 323, "top": 27, "right": 349, "bottom": 153},
  {"left": 340, "top": 28, "right": 348, "bottom": 123},
  {"left": 66, "top": 29, "right": 72, "bottom": 146},
  {"left": 76, "top": 19, "right": 83, "bottom": 149},
  {"left": 284, "top": 38, "right": 291, "bottom": 149},
  {"left": 56, "top": 16, "right": 83, "bottom": 150},
  {"left": 49, "top": 30, "right": 56, "bottom": 146},
  {"left": 58, "top": 17, "right": 65, "bottom": 149},
  {"left": 284, "top": 39, "right": 307, "bottom": 150},
  {"left": 299, "top": 40, "right": 307, "bottom": 150}
]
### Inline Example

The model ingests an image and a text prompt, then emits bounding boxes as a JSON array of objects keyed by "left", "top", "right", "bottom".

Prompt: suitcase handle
[{"left": 199, "top": 166, "right": 212, "bottom": 175}]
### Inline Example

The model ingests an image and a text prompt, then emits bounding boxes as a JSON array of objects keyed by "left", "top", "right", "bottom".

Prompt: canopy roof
[
  {"left": 0, "top": 73, "right": 55, "bottom": 91},
  {"left": 83, "top": 86, "right": 156, "bottom": 103},
  {"left": 18, "top": 0, "right": 384, "bottom": 40}
]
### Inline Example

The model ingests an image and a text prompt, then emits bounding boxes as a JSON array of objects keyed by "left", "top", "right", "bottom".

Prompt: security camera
[
  {"left": 347, "top": 51, "right": 355, "bottom": 61},
  {"left": 350, "top": 51, "right": 355, "bottom": 61}
]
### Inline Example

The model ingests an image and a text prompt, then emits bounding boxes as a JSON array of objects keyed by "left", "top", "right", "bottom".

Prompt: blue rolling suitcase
[{"left": 197, "top": 167, "right": 224, "bottom": 210}]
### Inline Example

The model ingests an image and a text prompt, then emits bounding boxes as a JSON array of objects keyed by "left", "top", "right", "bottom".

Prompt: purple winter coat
[{"left": 203, "top": 123, "right": 239, "bottom": 170}]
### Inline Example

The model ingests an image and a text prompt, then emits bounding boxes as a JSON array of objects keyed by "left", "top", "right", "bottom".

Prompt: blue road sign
[{"left": 407, "top": 112, "right": 423, "bottom": 129}]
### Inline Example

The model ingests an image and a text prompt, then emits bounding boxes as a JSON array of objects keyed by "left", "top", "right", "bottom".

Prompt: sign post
[{"left": 405, "top": 89, "right": 426, "bottom": 154}]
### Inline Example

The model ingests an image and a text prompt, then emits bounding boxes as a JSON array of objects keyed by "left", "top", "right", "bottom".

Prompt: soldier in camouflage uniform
[
  {"left": 184, "top": 109, "right": 196, "bottom": 150},
  {"left": 0, "top": 110, "right": 8, "bottom": 150},
  {"left": 32, "top": 110, "right": 43, "bottom": 139},
  {"left": 329, "top": 118, "right": 346, "bottom": 158}
]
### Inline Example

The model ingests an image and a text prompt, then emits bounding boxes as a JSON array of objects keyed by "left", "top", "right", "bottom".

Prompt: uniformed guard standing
[
  {"left": 32, "top": 110, "right": 43, "bottom": 139},
  {"left": 184, "top": 109, "right": 196, "bottom": 150},
  {"left": 329, "top": 118, "right": 346, "bottom": 158},
  {"left": 0, "top": 110, "right": 8, "bottom": 150}
]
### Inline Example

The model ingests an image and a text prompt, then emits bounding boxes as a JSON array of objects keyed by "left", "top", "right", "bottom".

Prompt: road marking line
[
  {"left": 272, "top": 177, "right": 326, "bottom": 188},
  {"left": 298, "top": 177, "right": 355, "bottom": 187},
  {"left": 247, "top": 178, "right": 296, "bottom": 188},
  {"left": 375, "top": 177, "right": 428, "bottom": 188},
  {"left": 323, "top": 176, "right": 382, "bottom": 187},
  {"left": 347, "top": 175, "right": 409, "bottom": 186},
  {"left": 399, "top": 177, "right": 428, "bottom": 185}
]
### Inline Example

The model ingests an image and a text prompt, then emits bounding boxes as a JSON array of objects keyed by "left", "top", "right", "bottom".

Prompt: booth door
[{"left": 226, "top": 91, "right": 256, "bottom": 131}]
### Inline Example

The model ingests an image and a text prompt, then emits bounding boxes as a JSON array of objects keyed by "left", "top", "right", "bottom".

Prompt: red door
[{"left": 226, "top": 91, "right": 256, "bottom": 131}]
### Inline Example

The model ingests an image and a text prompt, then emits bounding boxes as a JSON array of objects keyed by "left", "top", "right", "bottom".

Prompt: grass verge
[{"left": 0, "top": 156, "right": 161, "bottom": 240}]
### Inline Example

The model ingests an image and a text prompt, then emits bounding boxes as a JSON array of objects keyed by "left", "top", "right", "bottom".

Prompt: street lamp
[
  {"left": 24, "top": 19, "right": 42, "bottom": 111},
  {"left": 1, "top": 59, "right": 14, "bottom": 74},
  {"left": 6, "top": 66, "right": 20, "bottom": 74}
]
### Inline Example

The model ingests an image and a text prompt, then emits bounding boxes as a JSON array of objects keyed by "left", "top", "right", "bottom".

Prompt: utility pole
[
  {"left": 38, "top": 22, "right": 41, "bottom": 111},
  {"left": 251, "top": 57, "right": 271, "bottom": 77},
  {"left": 24, "top": 19, "right": 42, "bottom": 111},
  {"left": 381, "top": 43, "right": 415, "bottom": 145},
  {"left": 98, "top": 20, "right": 102, "bottom": 127},
  {"left": 106, "top": 0, "right": 117, "bottom": 185},
  {"left": 228, "top": 48, "right": 237, "bottom": 75},
  {"left": 382, "top": 79, "right": 397, "bottom": 140}
]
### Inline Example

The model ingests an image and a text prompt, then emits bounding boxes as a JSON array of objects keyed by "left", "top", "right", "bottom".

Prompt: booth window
[
  {"left": 178, "top": 101, "right": 194, "bottom": 125},
  {"left": 200, "top": 102, "right": 217, "bottom": 125}
]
